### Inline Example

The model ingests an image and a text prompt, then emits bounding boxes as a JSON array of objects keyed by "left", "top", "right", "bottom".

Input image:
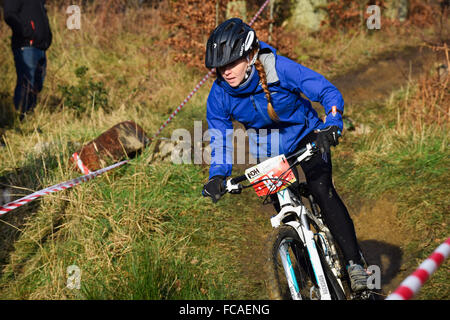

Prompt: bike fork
[
  {"left": 278, "top": 234, "right": 332, "bottom": 300},
  {"left": 278, "top": 240, "right": 302, "bottom": 300},
  {"left": 274, "top": 189, "right": 332, "bottom": 300}
]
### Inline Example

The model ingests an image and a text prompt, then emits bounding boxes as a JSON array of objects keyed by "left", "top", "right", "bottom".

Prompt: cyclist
[{"left": 201, "top": 18, "right": 368, "bottom": 292}]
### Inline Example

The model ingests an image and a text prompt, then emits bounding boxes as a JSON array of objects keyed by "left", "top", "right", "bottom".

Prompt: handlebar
[
  {"left": 286, "top": 142, "right": 317, "bottom": 162},
  {"left": 226, "top": 142, "right": 318, "bottom": 194},
  {"left": 230, "top": 175, "right": 247, "bottom": 185}
]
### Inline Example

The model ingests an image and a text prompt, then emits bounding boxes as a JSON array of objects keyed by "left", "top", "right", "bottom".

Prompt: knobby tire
[{"left": 265, "top": 225, "right": 346, "bottom": 300}]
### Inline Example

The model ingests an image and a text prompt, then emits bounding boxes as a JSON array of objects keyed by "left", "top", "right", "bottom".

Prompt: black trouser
[{"left": 273, "top": 131, "right": 361, "bottom": 264}]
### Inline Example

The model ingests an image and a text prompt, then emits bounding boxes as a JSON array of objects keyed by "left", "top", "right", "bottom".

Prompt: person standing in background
[{"left": 2, "top": 0, "right": 52, "bottom": 120}]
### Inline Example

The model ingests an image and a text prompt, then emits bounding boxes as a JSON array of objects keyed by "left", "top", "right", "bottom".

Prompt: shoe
[{"left": 347, "top": 261, "right": 369, "bottom": 292}]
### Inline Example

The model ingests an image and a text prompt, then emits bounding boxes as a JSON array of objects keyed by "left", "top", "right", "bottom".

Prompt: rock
[
  {"left": 289, "top": 0, "right": 328, "bottom": 32},
  {"left": 158, "top": 140, "right": 175, "bottom": 159},
  {"left": 152, "top": 139, "right": 179, "bottom": 163},
  {"left": 170, "top": 140, "right": 191, "bottom": 164},
  {"left": 437, "top": 64, "right": 449, "bottom": 82},
  {"left": 0, "top": 187, "right": 12, "bottom": 206},
  {"left": 150, "top": 138, "right": 212, "bottom": 165},
  {"left": 33, "top": 141, "right": 53, "bottom": 155},
  {"left": 385, "top": 0, "right": 409, "bottom": 22}
]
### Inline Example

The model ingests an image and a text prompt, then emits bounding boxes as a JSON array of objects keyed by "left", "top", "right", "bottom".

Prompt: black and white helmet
[{"left": 205, "top": 18, "right": 258, "bottom": 69}]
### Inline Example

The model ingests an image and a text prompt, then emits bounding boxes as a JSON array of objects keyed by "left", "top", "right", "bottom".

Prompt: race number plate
[{"left": 245, "top": 155, "right": 296, "bottom": 197}]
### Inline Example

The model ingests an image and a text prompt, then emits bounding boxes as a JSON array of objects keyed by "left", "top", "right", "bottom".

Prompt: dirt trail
[
  {"left": 332, "top": 45, "right": 438, "bottom": 105},
  {"left": 236, "top": 45, "right": 440, "bottom": 299},
  {"left": 351, "top": 199, "right": 408, "bottom": 296}
]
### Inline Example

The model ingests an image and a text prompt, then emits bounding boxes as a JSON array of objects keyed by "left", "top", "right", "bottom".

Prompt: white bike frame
[
  {"left": 269, "top": 144, "right": 337, "bottom": 300},
  {"left": 226, "top": 143, "right": 344, "bottom": 300}
]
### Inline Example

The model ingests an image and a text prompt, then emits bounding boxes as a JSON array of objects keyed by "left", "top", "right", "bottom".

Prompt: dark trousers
[
  {"left": 12, "top": 46, "right": 47, "bottom": 117},
  {"left": 274, "top": 131, "right": 361, "bottom": 264}
]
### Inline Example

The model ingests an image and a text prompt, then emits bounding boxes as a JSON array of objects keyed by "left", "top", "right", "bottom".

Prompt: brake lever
[
  {"left": 297, "top": 142, "right": 318, "bottom": 163},
  {"left": 226, "top": 179, "right": 243, "bottom": 194}
]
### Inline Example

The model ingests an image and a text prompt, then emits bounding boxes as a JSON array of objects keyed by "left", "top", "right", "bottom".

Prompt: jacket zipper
[
  {"left": 250, "top": 96, "right": 257, "bottom": 111},
  {"left": 250, "top": 95, "right": 284, "bottom": 156},
  {"left": 250, "top": 95, "right": 272, "bottom": 123}
]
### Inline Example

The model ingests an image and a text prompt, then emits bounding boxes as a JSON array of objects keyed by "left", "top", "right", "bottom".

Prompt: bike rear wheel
[{"left": 266, "top": 225, "right": 346, "bottom": 300}]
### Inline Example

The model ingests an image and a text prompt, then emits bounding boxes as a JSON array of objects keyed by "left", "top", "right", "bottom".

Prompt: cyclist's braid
[{"left": 253, "top": 54, "right": 279, "bottom": 121}]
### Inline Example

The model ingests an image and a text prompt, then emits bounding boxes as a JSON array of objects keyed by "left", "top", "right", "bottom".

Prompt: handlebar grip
[{"left": 230, "top": 175, "right": 247, "bottom": 185}]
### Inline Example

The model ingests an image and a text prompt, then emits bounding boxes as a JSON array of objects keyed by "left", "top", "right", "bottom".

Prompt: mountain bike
[{"left": 225, "top": 142, "right": 375, "bottom": 300}]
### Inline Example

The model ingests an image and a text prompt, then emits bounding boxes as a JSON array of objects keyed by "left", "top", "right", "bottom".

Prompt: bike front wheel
[{"left": 265, "top": 225, "right": 346, "bottom": 300}]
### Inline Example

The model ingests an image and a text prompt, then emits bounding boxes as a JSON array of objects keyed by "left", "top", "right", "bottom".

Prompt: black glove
[
  {"left": 316, "top": 125, "right": 341, "bottom": 155},
  {"left": 202, "top": 175, "right": 226, "bottom": 203}
]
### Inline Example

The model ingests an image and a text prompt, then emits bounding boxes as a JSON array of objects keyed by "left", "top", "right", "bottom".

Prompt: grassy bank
[{"left": 0, "top": 155, "right": 253, "bottom": 299}]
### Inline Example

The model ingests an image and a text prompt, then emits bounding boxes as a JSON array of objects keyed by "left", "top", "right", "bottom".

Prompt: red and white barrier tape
[
  {"left": 72, "top": 152, "right": 91, "bottom": 175},
  {"left": 151, "top": 0, "right": 272, "bottom": 140},
  {"left": 0, "top": 160, "right": 128, "bottom": 216},
  {"left": 152, "top": 70, "right": 214, "bottom": 140},
  {"left": 386, "top": 237, "right": 450, "bottom": 300},
  {"left": 248, "top": 0, "right": 271, "bottom": 26}
]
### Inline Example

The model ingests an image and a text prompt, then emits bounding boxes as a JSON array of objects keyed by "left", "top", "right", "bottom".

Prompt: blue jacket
[{"left": 206, "top": 41, "right": 344, "bottom": 179}]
